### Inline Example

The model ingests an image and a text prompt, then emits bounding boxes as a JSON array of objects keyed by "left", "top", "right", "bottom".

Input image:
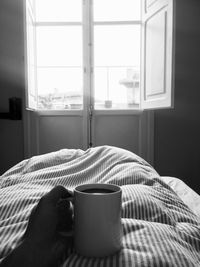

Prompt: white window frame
[{"left": 24, "top": 0, "right": 174, "bottom": 115}]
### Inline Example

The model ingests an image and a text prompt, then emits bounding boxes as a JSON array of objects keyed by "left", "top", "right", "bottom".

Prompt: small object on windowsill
[
  {"left": 105, "top": 100, "right": 112, "bottom": 108},
  {"left": 0, "top": 97, "right": 22, "bottom": 120}
]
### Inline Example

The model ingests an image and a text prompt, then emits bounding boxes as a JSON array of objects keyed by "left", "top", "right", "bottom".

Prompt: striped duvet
[{"left": 0, "top": 146, "right": 200, "bottom": 266}]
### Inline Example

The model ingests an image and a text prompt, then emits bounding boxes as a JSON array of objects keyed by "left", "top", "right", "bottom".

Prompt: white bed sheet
[{"left": 161, "top": 176, "right": 200, "bottom": 219}]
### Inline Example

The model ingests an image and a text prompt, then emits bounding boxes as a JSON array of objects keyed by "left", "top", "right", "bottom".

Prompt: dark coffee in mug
[{"left": 81, "top": 188, "right": 115, "bottom": 194}]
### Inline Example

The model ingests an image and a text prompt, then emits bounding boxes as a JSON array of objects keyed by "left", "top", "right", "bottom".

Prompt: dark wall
[
  {"left": 0, "top": 0, "right": 24, "bottom": 174},
  {"left": 154, "top": 0, "right": 200, "bottom": 194}
]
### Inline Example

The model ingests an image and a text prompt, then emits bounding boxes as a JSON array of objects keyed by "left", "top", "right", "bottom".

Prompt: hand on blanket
[
  {"left": 23, "top": 185, "right": 73, "bottom": 266},
  {"left": 1, "top": 185, "right": 73, "bottom": 267}
]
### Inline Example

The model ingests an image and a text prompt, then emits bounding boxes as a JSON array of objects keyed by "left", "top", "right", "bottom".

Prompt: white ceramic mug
[{"left": 72, "top": 183, "right": 122, "bottom": 258}]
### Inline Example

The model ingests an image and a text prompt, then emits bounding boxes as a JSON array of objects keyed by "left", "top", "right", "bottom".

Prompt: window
[
  {"left": 25, "top": 0, "right": 174, "bottom": 111},
  {"left": 93, "top": 0, "right": 141, "bottom": 109}
]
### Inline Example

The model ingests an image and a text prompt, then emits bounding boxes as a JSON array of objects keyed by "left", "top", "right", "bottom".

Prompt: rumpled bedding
[
  {"left": 0, "top": 146, "right": 200, "bottom": 266},
  {"left": 161, "top": 176, "right": 200, "bottom": 219}
]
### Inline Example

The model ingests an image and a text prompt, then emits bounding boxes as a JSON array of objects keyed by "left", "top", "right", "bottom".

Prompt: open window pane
[
  {"left": 26, "top": 4, "right": 37, "bottom": 109},
  {"left": 28, "top": 0, "right": 35, "bottom": 11},
  {"left": 37, "top": 67, "right": 83, "bottom": 110},
  {"left": 93, "top": 0, "right": 141, "bottom": 21},
  {"left": 141, "top": 0, "right": 174, "bottom": 109},
  {"left": 94, "top": 25, "right": 140, "bottom": 109},
  {"left": 35, "top": 0, "right": 82, "bottom": 22},
  {"left": 27, "top": 15, "right": 35, "bottom": 96}
]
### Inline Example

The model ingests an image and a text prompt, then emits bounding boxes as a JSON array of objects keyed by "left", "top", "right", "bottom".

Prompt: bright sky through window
[
  {"left": 33, "top": 0, "right": 141, "bottom": 109},
  {"left": 93, "top": 0, "right": 141, "bottom": 21},
  {"left": 35, "top": 0, "right": 82, "bottom": 22}
]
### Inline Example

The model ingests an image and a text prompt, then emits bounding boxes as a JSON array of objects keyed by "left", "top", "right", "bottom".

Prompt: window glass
[
  {"left": 37, "top": 68, "right": 83, "bottom": 110},
  {"left": 27, "top": 26, "right": 36, "bottom": 95},
  {"left": 93, "top": 0, "right": 141, "bottom": 21},
  {"left": 26, "top": 0, "right": 142, "bottom": 111},
  {"left": 27, "top": 0, "right": 35, "bottom": 11},
  {"left": 94, "top": 25, "right": 140, "bottom": 109},
  {"left": 36, "top": 26, "right": 83, "bottom": 109},
  {"left": 36, "top": 26, "right": 82, "bottom": 66},
  {"left": 35, "top": 0, "right": 82, "bottom": 22},
  {"left": 27, "top": 12, "right": 35, "bottom": 96},
  {"left": 26, "top": 7, "right": 37, "bottom": 108}
]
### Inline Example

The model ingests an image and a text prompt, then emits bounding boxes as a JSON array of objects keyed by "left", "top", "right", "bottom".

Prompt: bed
[{"left": 0, "top": 145, "right": 200, "bottom": 266}]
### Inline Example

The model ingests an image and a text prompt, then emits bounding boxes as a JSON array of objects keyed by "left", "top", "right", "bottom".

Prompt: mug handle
[
  {"left": 58, "top": 193, "right": 74, "bottom": 237},
  {"left": 67, "top": 189, "right": 74, "bottom": 204}
]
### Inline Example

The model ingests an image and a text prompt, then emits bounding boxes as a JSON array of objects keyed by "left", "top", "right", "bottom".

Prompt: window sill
[{"left": 26, "top": 108, "right": 143, "bottom": 116}]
